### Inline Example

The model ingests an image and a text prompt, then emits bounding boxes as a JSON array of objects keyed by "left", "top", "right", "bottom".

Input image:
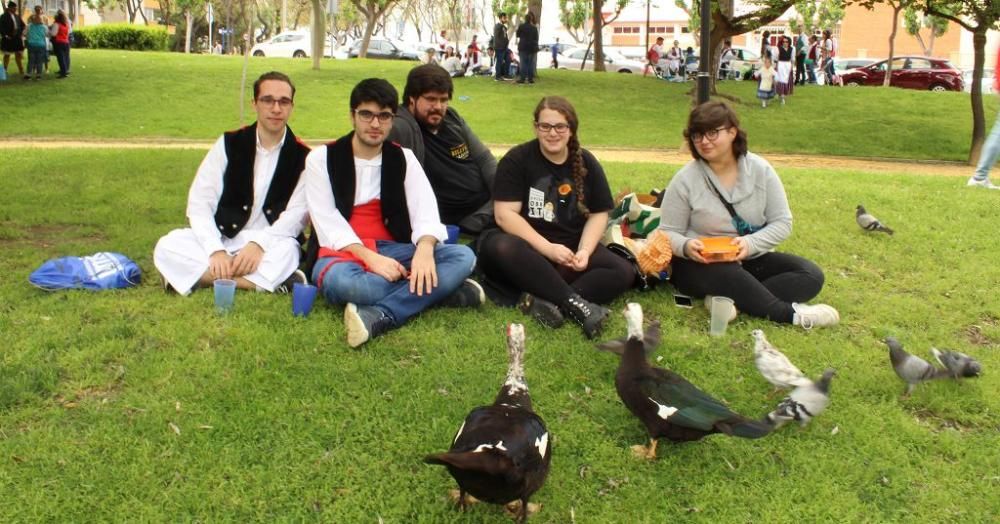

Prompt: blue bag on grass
[{"left": 29, "top": 252, "right": 142, "bottom": 291}]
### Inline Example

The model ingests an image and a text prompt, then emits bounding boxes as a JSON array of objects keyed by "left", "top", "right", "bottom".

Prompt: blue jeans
[
  {"left": 518, "top": 51, "right": 536, "bottom": 81},
  {"left": 806, "top": 61, "right": 817, "bottom": 83},
  {"left": 974, "top": 105, "right": 1000, "bottom": 181},
  {"left": 27, "top": 46, "right": 46, "bottom": 76},
  {"left": 312, "top": 241, "right": 475, "bottom": 325},
  {"left": 495, "top": 48, "right": 510, "bottom": 78}
]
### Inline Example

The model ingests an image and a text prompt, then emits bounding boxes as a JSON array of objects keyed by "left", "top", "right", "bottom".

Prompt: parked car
[
  {"left": 348, "top": 38, "right": 420, "bottom": 60},
  {"left": 251, "top": 30, "right": 332, "bottom": 58},
  {"left": 558, "top": 48, "right": 645, "bottom": 74},
  {"left": 835, "top": 58, "right": 878, "bottom": 73},
  {"left": 963, "top": 68, "right": 995, "bottom": 94},
  {"left": 537, "top": 42, "right": 576, "bottom": 69},
  {"left": 839, "top": 56, "right": 964, "bottom": 92}
]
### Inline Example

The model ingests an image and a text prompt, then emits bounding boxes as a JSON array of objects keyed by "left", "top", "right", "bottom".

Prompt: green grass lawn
[
  {"left": 1, "top": 148, "right": 997, "bottom": 522},
  {"left": 2, "top": 49, "right": 997, "bottom": 162}
]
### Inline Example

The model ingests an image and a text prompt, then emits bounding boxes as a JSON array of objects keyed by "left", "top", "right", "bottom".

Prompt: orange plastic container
[{"left": 699, "top": 237, "right": 740, "bottom": 263}]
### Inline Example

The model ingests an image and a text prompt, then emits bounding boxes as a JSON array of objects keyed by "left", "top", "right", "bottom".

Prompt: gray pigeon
[
  {"left": 765, "top": 369, "right": 836, "bottom": 429},
  {"left": 931, "top": 347, "right": 982, "bottom": 379},
  {"left": 886, "top": 337, "right": 947, "bottom": 397},
  {"left": 856, "top": 205, "right": 894, "bottom": 235},
  {"left": 751, "top": 330, "right": 812, "bottom": 391}
]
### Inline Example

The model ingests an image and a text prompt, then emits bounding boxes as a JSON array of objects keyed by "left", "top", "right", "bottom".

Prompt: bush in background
[{"left": 74, "top": 24, "right": 171, "bottom": 51}]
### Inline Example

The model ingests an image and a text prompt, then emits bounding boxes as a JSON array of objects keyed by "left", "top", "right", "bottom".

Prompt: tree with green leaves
[
  {"left": 789, "top": 0, "right": 846, "bottom": 35},
  {"left": 351, "top": 0, "right": 399, "bottom": 58},
  {"left": 903, "top": 6, "right": 947, "bottom": 56},
  {"left": 558, "top": 0, "right": 591, "bottom": 43},
  {"left": 703, "top": 0, "right": 798, "bottom": 96},
  {"left": 675, "top": 0, "right": 700, "bottom": 45},
  {"left": 921, "top": 0, "right": 1000, "bottom": 165}
]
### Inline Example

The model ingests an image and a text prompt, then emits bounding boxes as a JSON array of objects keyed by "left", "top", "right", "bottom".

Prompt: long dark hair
[
  {"left": 533, "top": 96, "right": 589, "bottom": 217},
  {"left": 760, "top": 30, "right": 771, "bottom": 58},
  {"left": 683, "top": 101, "right": 748, "bottom": 162}
]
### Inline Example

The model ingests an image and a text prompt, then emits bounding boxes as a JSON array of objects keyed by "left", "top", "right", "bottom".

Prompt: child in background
[{"left": 756, "top": 55, "right": 776, "bottom": 108}]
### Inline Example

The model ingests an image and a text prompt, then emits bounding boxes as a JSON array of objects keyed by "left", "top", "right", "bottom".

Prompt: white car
[
  {"left": 558, "top": 48, "right": 645, "bottom": 74},
  {"left": 963, "top": 68, "right": 995, "bottom": 94},
  {"left": 251, "top": 30, "right": 333, "bottom": 58}
]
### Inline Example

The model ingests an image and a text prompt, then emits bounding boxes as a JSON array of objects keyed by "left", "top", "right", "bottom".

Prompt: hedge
[{"left": 73, "top": 24, "right": 171, "bottom": 51}]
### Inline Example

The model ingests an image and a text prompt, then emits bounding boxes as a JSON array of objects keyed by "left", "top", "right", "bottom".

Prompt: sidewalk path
[{"left": 0, "top": 138, "right": 972, "bottom": 177}]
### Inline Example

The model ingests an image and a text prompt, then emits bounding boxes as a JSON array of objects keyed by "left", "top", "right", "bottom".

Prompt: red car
[{"left": 840, "top": 56, "right": 964, "bottom": 92}]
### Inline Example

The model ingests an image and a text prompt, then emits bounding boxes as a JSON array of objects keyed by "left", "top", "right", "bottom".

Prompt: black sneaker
[
  {"left": 344, "top": 303, "right": 395, "bottom": 348},
  {"left": 518, "top": 292, "right": 565, "bottom": 328},
  {"left": 274, "top": 269, "right": 307, "bottom": 294},
  {"left": 439, "top": 279, "right": 485, "bottom": 308},
  {"left": 560, "top": 294, "right": 609, "bottom": 339}
]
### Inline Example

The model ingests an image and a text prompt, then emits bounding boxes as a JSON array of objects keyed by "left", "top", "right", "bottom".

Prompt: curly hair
[{"left": 533, "top": 96, "right": 589, "bottom": 217}]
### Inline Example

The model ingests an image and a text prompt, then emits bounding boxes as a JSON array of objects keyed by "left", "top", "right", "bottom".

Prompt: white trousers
[{"left": 153, "top": 228, "right": 300, "bottom": 295}]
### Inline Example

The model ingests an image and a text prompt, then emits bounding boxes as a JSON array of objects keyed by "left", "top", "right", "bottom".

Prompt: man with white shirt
[
  {"left": 154, "top": 71, "right": 310, "bottom": 295},
  {"left": 303, "top": 78, "right": 482, "bottom": 348}
]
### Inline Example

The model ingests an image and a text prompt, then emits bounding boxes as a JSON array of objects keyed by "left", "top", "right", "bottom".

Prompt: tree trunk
[
  {"left": 528, "top": 0, "right": 541, "bottom": 23},
  {"left": 967, "top": 29, "right": 986, "bottom": 165},
  {"left": 311, "top": 0, "right": 325, "bottom": 69},
  {"left": 883, "top": 3, "right": 901, "bottom": 88},
  {"left": 926, "top": 31, "right": 935, "bottom": 57},
  {"left": 359, "top": 11, "right": 377, "bottom": 58},
  {"left": 185, "top": 9, "right": 192, "bottom": 53},
  {"left": 592, "top": 0, "right": 605, "bottom": 72}
]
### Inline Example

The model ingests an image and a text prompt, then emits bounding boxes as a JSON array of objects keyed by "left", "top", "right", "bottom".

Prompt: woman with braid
[{"left": 477, "top": 96, "right": 634, "bottom": 339}]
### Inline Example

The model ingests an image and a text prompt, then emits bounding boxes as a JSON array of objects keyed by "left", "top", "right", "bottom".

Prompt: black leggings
[
  {"left": 478, "top": 232, "right": 635, "bottom": 305},
  {"left": 669, "top": 252, "right": 824, "bottom": 323}
]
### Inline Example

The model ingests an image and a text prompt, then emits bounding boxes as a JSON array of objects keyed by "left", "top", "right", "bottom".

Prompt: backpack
[{"left": 29, "top": 252, "right": 142, "bottom": 291}]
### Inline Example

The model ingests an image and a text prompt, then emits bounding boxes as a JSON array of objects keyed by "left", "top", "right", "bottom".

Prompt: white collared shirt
[
  {"left": 185, "top": 127, "right": 308, "bottom": 254},
  {"left": 303, "top": 144, "right": 448, "bottom": 250}
]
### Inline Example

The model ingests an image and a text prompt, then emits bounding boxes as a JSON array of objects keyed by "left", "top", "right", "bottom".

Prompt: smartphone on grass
[{"left": 673, "top": 294, "right": 693, "bottom": 308}]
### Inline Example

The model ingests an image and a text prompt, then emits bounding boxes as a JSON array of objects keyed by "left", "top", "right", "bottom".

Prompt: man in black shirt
[
  {"left": 388, "top": 64, "right": 497, "bottom": 235},
  {"left": 0, "top": 1, "right": 26, "bottom": 79},
  {"left": 493, "top": 12, "right": 510, "bottom": 80}
]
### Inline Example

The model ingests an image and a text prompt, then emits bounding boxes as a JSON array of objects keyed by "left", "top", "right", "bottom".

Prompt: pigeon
[
  {"left": 424, "top": 324, "right": 551, "bottom": 523},
  {"left": 856, "top": 205, "right": 894, "bottom": 235},
  {"left": 595, "top": 320, "right": 661, "bottom": 357},
  {"left": 613, "top": 303, "right": 771, "bottom": 460},
  {"left": 931, "top": 347, "right": 982, "bottom": 379},
  {"left": 886, "top": 337, "right": 948, "bottom": 397},
  {"left": 751, "top": 330, "right": 813, "bottom": 392},
  {"left": 765, "top": 369, "right": 836, "bottom": 429}
]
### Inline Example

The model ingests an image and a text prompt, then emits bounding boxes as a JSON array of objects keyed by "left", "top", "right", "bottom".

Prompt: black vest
[
  {"left": 302, "top": 132, "right": 412, "bottom": 275},
  {"left": 214, "top": 123, "right": 310, "bottom": 238}
]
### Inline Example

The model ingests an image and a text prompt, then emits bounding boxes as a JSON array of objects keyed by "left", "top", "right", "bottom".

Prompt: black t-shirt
[
  {"left": 420, "top": 109, "right": 490, "bottom": 221},
  {"left": 494, "top": 140, "right": 614, "bottom": 247}
]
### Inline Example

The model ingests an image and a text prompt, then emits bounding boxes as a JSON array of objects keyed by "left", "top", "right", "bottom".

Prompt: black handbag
[{"left": 605, "top": 242, "right": 659, "bottom": 292}]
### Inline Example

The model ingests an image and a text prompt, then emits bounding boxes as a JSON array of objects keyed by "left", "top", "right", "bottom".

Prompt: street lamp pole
[
  {"left": 696, "top": 0, "right": 710, "bottom": 103},
  {"left": 645, "top": 0, "right": 650, "bottom": 53}
]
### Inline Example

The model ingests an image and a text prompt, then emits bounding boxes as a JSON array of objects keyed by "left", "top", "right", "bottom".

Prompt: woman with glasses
[
  {"left": 477, "top": 96, "right": 634, "bottom": 339},
  {"left": 658, "top": 101, "right": 839, "bottom": 329}
]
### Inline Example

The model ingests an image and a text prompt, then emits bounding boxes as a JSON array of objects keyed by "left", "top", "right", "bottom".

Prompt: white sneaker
[
  {"left": 792, "top": 303, "right": 840, "bottom": 329},
  {"left": 704, "top": 295, "right": 738, "bottom": 322},
  {"left": 966, "top": 177, "right": 1000, "bottom": 190}
]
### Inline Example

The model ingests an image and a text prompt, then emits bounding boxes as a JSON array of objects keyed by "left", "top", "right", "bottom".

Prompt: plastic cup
[
  {"left": 214, "top": 279, "right": 237, "bottom": 314},
  {"left": 292, "top": 282, "right": 318, "bottom": 317},
  {"left": 445, "top": 224, "right": 460, "bottom": 245},
  {"left": 709, "top": 296, "right": 735, "bottom": 337}
]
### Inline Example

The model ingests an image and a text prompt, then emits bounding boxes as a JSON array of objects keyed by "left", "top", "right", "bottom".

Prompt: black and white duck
[
  {"left": 612, "top": 303, "right": 771, "bottom": 459},
  {"left": 424, "top": 323, "right": 551, "bottom": 523}
]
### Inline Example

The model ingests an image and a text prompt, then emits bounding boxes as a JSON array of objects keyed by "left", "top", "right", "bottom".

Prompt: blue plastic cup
[
  {"left": 445, "top": 224, "right": 460, "bottom": 245},
  {"left": 292, "top": 282, "right": 319, "bottom": 317},
  {"left": 214, "top": 279, "right": 237, "bottom": 313}
]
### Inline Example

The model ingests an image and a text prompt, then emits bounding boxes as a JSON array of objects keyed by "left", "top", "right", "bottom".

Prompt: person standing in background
[
  {"left": 967, "top": 47, "right": 1000, "bottom": 190},
  {"left": 515, "top": 11, "right": 538, "bottom": 84},
  {"left": 493, "top": 12, "right": 510, "bottom": 81},
  {"left": 0, "top": 1, "right": 26, "bottom": 79}
]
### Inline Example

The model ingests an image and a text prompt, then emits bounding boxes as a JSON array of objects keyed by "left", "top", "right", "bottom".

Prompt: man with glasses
[
  {"left": 302, "top": 78, "right": 482, "bottom": 348},
  {"left": 154, "top": 71, "right": 310, "bottom": 295},
  {"left": 388, "top": 64, "right": 497, "bottom": 235}
]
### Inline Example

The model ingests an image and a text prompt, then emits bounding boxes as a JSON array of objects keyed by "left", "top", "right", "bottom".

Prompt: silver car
[{"left": 557, "top": 48, "right": 645, "bottom": 74}]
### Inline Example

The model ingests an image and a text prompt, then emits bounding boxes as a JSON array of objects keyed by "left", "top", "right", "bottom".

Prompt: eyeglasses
[
  {"left": 688, "top": 126, "right": 731, "bottom": 143},
  {"left": 256, "top": 96, "right": 294, "bottom": 109},
  {"left": 535, "top": 122, "right": 571, "bottom": 134},
  {"left": 353, "top": 109, "right": 396, "bottom": 123}
]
